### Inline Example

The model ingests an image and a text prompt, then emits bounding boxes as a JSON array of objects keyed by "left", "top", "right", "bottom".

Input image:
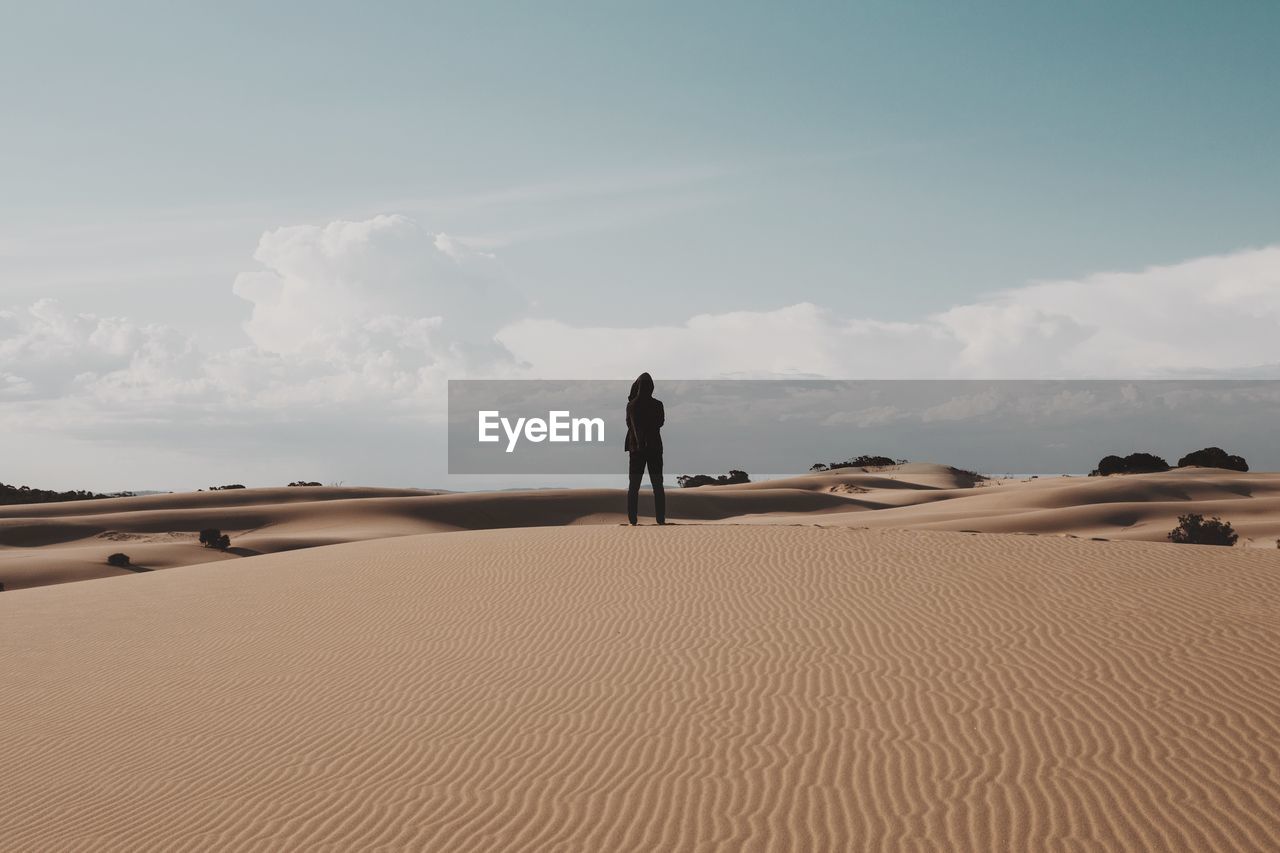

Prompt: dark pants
[{"left": 627, "top": 449, "right": 665, "bottom": 525}]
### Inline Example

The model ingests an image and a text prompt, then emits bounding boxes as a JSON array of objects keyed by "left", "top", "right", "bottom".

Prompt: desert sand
[
  {"left": 6, "top": 463, "right": 1280, "bottom": 591},
  {"left": 3, "top": 465, "right": 1280, "bottom": 850}
]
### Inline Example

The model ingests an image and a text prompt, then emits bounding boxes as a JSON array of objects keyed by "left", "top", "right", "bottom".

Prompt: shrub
[
  {"left": 288, "top": 481, "right": 322, "bottom": 487},
  {"left": 1122, "top": 452, "right": 1170, "bottom": 473},
  {"left": 208, "top": 484, "right": 246, "bottom": 491},
  {"left": 199, "top": 528, "right": 231, "bottom": 550},
  {"left": 1090, "top": 452, "right": 1170, "bottom": 476},
  {"left": 1167, "top": 513, "right": 1238, "bottom": 547},
  {"left": 840, "top": 455, "right": 897, "bottom": 469},
  {"left": 1177, "top": 447, "right": 1248, "bottom": 472},
  {"left": 107, "top": 552, "right": 131, "bottom": 568},
  {"left": 1091, "top": 455, "right": 1126, "bottom": 476},
  {"left": 1, "top": 481, "right": 123, "bottom": 506},
  {"left": 818, "top": 455, "right": 905, "bottom": 471},
  {"left": 677, "top": 470, "right": 750, "bottom": 488}
]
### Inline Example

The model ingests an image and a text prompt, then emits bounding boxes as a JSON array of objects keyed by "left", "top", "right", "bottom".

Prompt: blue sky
[{"left": 2, "top": 1, "right": 1279, "bottom": 488}]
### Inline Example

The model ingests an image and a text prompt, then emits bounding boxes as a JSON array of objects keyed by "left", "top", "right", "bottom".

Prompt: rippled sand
[{"left": 4, "top": 524, "right": 1278, "bottom": 850}]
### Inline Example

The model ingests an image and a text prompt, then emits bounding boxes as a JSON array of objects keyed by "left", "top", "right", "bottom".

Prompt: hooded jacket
[{"left": 624, "top": 372, "right": 664, "bottom": 452}]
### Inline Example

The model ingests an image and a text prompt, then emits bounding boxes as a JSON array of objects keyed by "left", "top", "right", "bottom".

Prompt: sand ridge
[
  {"left": 6, "top": 464, "right": 1280, "bottom": 590},
  {"left": 3, "top": 525, "right": 1279, "bottom": 850}
]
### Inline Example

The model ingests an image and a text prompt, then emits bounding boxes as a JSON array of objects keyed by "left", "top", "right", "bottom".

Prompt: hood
[{"left": 629, "top": 372, "right": 654, "bottom": 400}]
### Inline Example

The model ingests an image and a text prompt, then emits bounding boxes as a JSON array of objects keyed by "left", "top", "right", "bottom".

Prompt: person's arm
[{"left": 657, "top": 400, "right": 665, "bottom": 428}]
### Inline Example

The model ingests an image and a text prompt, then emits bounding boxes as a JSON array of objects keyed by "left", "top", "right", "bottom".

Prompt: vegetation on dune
[
  {"left": 0, "top": 481, "right": 133, "bottom": 506},
  {"left": 1090, "top": 452, "right": 1171, "bottom": 476},
  {"left": 1092, "top": 447, "right": 1250, "bottom": 476},
  {"left": 677, "top": 470, "right": 750, "bottom": 488},
  {"left": 107, "top": 553, "right": 132, "bottom": 568},
  {"left": 206, "top": 484, "right": 246, "bottom": 491},
  {"left": 810, "top": 455, "right": 907, "bottom": 472},
  {"left": 808, "top": 458, "right": 987, "bottom": 484},
  {"left": 199, "top": 528, "right": 232, "bottom": 550},
  {"left": 288, "top": 481, "right": 322, "bottom": 487},
  {"left": 1168, "top": 513, "right": 1238, "bottom": 547},
  {"left": 1176, "top": 446, "right": 1249, "bottom": 472}
]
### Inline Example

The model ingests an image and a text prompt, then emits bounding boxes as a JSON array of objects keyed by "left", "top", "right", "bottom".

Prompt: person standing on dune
[{"left": 625, "top": 372, "right": 665, "bottom": 526}]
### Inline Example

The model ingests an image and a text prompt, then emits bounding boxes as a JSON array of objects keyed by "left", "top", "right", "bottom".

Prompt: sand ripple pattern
[{"left": 3, "top": 526, "right": 1279, "bottom": 851}]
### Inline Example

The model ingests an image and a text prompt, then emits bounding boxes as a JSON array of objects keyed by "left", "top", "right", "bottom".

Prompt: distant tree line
[
  {"left": 1091, "top": 446, "right": 1249, "bottom": 476},
  {"left": 677, "top": 470, "right": 750, "bottom": 488},
  {"left": 0, "top": 481, "right": 133, "bottom": 506},
  {"left": 809, "top": 455, "right": 907, "bottom": 472}
]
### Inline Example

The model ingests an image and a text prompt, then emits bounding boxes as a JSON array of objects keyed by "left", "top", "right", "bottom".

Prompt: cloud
[
  {"left": 233, "top": 214, "right": 518, "bottom": 359},
  {"left": 0, "top": 216, "right": 530, "bottom": 431},
  {"left": 500, "top": 245, "right": 1280, "bottom": 379},
  {"left": 819, "top": 405, "right": 904, "bottom": 428},
  {"left": 0, "top": 299, "right": 199, "bottom": 402},
  {"left": 496, "top": 303, "right": 953, "bottom": 379},
  {"left": 2, "top": 214, "right": 1279, "bottom": 487},
  {"left": 934, "top": 247, "right": 1280, "bottom": 377}
]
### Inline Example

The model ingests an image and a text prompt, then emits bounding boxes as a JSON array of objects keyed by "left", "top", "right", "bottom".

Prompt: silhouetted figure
[{"left": 625, "top": 372, "right": 665, "bottom": 525}]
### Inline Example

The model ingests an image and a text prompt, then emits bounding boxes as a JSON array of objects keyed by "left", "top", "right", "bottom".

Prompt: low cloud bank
[{"left": 3, "top": 215, "right": 1278, "bottom": 442}]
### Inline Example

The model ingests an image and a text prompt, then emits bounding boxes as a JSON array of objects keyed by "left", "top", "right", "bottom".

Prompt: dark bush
[
  {"left": 199, "top": 528, "right": 231, "bottom": 550},
  {"left": 1091, "top": 455, "right": 1127, "bottom": 476},
  {"left": 107, "top": 553, "right": 131, "bottom": 568},
  {"left": 1122, "top": 452, "right": 1170, "bottom": 473},
  {"left": 208, "top": 484, "right": 246, "bottom": 491},
  {"left": 817, "top": 455, "right": 905, "bottom": 471},
  {"left": 1177, "top": 447, "right": 1248, "bottom": 472},
  {"left": 948, "top": 466, "right": 988, "bottom": 483},
  {"left": 1, "top": 481, "right": 128, "bottom": 506},
  {"left": 677, "top": 470, "right": 750, "bottom": 488},
  {"left": 288, "top": 481, "right": 323, "bottom": 487},
  {"left": 840, "top": 455, "right": 898, "bottom": 469},
  {"left": 1090, "top": 452, "right": 1170, "bottom": 476},
  {"left": 1168, "top": 513, "right": 1238, "bottom": 546}
]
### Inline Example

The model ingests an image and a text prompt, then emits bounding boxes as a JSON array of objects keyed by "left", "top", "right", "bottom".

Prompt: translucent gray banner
[{"left": 447, "top": 380, "right": 1280, "bottom": 476}]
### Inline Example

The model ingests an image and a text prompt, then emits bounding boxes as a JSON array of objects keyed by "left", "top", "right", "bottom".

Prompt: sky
[{"left": 2, "top": 1, "right": 1279, "bottom": 490}]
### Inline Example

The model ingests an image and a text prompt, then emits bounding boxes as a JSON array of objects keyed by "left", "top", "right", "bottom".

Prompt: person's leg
[
  {"left": 627, "top": 451, "right": 644, "bottom": 524},
  {"left": 648, "top": 452, "right": 665, "bottom": 524}
]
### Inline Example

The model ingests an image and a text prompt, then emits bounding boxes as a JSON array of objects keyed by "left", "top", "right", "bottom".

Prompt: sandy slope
[
  {"left": 3, "top": 525, "right": 1278, "bottom": 851},
  {"left": 5, "top": 464, "right": 1280, "bottom": 590},
  {"left": 0, "top": 483, "right": 857, "bottom": 589}
]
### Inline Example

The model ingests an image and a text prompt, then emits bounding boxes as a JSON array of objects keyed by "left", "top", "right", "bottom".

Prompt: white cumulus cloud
[
  {"left": 3, "top": 217, "right": 1278, "bottom": 469},
  {"left": 500, "top": 245, "right": 1280, "bottom": 379}
]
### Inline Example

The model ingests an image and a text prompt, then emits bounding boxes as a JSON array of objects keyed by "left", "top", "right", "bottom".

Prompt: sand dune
[
  {"left": 5, "top": 464, "right": 1280, "bottom": 590},
  {"left": 0, "top": 484, "right": 856, "bottom": 589},
  {"left": 3, "top": 525, "right": 1279, "bottom": 850},
  {"left": 805, "top": 467, "right": 1280, "bottom": 544}
]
